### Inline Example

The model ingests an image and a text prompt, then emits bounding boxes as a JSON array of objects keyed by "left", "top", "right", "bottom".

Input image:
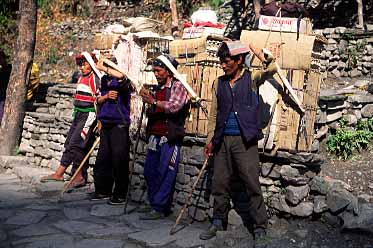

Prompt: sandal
[
  {"left": 66, "top": 179, "right": 86, "bottom": 189},
  {"left": 40, "top": 174, "right": 64, "bottom": 183}
]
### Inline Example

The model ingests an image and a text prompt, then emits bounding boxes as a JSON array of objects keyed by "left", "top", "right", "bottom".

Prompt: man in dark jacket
[
  {"left": 200, "top": 41, "right": 277, "bottom": 244},
  {"left": 139, "top": 54, "right": 189, "bottom": 220}
]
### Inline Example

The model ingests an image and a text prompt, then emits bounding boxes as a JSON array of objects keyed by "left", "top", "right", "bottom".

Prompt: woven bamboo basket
[{"left": 170, "top": 32, "right": 323, "bottom": 153}]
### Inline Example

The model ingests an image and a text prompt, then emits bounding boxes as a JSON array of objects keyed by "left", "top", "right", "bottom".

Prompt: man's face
[
  {"left": 79, "top": 61, "right": 92, "bottom": 76},
  {"left": 220, "top": 56, "right": 241, "bottom": 77},
  {"left": 153, "top": 66, "right": 170, "bottom": 84}
]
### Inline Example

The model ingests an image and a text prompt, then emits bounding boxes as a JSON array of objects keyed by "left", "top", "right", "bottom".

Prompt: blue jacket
[{"left": 97, "top": 75, "right": 132, "bottom": 126}]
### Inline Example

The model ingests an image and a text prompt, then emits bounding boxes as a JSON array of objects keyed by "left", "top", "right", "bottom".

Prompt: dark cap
[
  {"left": 152, "top": 54, "right": 179, "bottom": 70},
  {"left": 75, "top": 53, "right": 98, "bottom": 66}
]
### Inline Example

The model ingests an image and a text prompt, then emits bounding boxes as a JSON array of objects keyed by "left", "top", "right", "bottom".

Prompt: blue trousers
[{"left": 144, "top": 136, "right": 181, "bottom": 214}]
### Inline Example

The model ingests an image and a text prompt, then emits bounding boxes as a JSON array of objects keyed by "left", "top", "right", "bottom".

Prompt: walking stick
[
  {"left": 59, "top": 137, "right": 100, "bottom": 198},
  {"left": 170, "top": 157, "right": 210, "bottom": 235},
  {"left": 124, "top": 102, "right": 146, "bottom": 214}
]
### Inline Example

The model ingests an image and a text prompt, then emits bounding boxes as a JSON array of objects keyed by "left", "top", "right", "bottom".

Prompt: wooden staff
[
  {"left": 273, "top": 62, "right": 305, "bottom": 113},
  {"left": 170, "top": 157, "right": 210, "bottom": 235},
  {"left": 59, "top": 137, "right": 100, "bottom": 198},
  {"left": 124, "top": 102, "right": 146, "bottom": 214}
]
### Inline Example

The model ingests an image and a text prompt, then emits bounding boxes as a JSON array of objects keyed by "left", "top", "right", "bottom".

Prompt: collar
[
  {"left": 236, "top": 68, "right": 247, "bottom": 81},
  {"left": 159, "top": 78, "right": 174, "bottom": 89},
  {"left": 224, "top": 68, "right": 247, "bottom": 85}
]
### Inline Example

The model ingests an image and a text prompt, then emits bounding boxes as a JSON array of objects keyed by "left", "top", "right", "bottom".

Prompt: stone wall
[
  {"left": 313, "top": 28, "right": 373, "bottom": 78},
  {"left": 18, "top": 81, "right": 373, "bottom": 227},
  {"left": 314, "top": 79, "right": 373, "bottom": 145}
]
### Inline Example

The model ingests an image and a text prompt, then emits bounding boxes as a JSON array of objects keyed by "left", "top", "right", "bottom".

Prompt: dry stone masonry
[
  {"left": 313, "top": 28, "right": 373, "bottom": 78},
  {"left": 315, "top": 79, "right": 373, "bottom": 146}
]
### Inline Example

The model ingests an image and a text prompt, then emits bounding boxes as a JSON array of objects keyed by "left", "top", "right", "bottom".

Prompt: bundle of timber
[{"left": 170, "top": 29, "right": 325, "bottom": 153}]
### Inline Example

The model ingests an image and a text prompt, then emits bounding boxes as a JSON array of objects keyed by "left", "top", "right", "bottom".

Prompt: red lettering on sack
[{"left": 270, "top": 17, "right": 295, "bottom": 26}]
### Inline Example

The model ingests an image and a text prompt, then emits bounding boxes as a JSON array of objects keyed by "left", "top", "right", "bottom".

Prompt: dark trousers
[
  {"left": 93, "top": 124, "right": 130, "bottom": 198},
  {"left": 212, "top": 136, "right": 268, "bottom": 229},
  {"left": 144, "top": 135, "right": 181, "bottom": 214},
  {"left": 60, "top": 111, "right": 95, "bottom": 179}
]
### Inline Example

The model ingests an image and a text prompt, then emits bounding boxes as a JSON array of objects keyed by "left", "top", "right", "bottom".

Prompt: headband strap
[{"left": 81, "top": 51, "right": 103, "bottom": 79}]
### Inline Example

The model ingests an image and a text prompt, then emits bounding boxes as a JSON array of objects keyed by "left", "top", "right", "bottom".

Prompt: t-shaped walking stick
[
  {"left": 59, "top": 136, "right": 100, "bottom": 198},
  {"left": 170, "top": 157, "right": 210, "bottom": 235}
]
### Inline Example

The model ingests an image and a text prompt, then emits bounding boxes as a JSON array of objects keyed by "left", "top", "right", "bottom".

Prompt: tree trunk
[
  {"left": 253, "top": 0, "right": 261, "bottom": 24},
  {"left": 356, "top": 0, "right": 364, "bottom": 29},
  {"left": 0, "top": 0, "right": 37, "bottom": 155},
  {"left": 169, "top": 0, "right": 179, "bottom": 37}
]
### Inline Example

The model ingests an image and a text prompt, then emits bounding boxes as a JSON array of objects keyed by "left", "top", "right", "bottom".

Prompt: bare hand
[
  {"left": 139, "top": 88, "right": 151, "bottom": 97},
  {"left": 141, "top": 92, "right": 155, "bottom": 105},
  {"left": 107, "top": 90, "right": 118, "bottom": 100},
  {"left": 97, "top": 121, "right": 102, "bottom": 133},
  {"left": 204, "top": 142, "right": 213, "bottom": 157},
  {"left": 96, "top": 59, "right": 106, "bottom": 72}
]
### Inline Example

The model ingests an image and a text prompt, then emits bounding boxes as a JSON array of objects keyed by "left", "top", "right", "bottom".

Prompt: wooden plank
[
  {"left": 277, "top": 69, "right": 304, "bottom": 151},
  {"left": 197, "top": 101, "right": 212, "bottom": 136},
  {"left": 297, "top": 71, "right": 321, "bottom": 151},
  {"left": 201, "top": 66, "right": 211, "bottom": 100}
]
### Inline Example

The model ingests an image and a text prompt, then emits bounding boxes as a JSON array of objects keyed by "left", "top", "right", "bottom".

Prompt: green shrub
[
  {"left": 208, "top": 0, "right": 225, "bottom": 8},
  {"left": 46, "top": 47, "right": 59, "bottom": 64},
  {"left": 327, "top": 117, "right": 373, "bottom": 159},
  {"left": 356, "top": 118, "right": 373, "bottom": 132},
  {"left": 0, "top": 0, "right": 18, "bottom": 17},
  {"left": 38, "top": 0, "right": 55, "bottom": 18},
  {"left": 0, "top": 0, "right": 17, "bottom": 32}
]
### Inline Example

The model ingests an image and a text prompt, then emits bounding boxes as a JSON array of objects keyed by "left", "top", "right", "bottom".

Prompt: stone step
[
  {"left": 0, "top": 156, "right": 55, "bottom": 184},
  {"left": 12, "top": 166, "right": 54, "bottom": 184},
  {"left": 0, "top": 155, "right": 30, "bottom": 169}
]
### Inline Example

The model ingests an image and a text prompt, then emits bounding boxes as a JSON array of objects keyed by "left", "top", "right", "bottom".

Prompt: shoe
[
  {"left": 137, "top": 205, "right": 152, "bottom": 213},
  {"left": 199, "top": 224, "right": 224, "bottom": 240},
  {"left": 107, "top": 196, "right": 126, "bottom": 205},
  {"left": 139, "top": 210, "right": 164, "bottom": 220},
  {"left": 89, "top": 192, "right": 111, "bottom": 201},
  {"left": 254, "top": 228, "right": 270, "bottom": 248}
]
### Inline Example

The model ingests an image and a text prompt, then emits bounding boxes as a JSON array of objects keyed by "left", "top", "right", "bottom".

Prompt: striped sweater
[{"left": 73, "top": 72, "right": 99, "bottom": 108}]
